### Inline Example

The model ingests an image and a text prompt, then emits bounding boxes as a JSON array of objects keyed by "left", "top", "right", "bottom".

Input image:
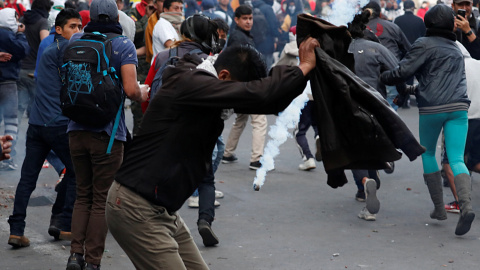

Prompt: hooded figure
[{"left": 0, "top": 7, "right": 19, "bottom": 33}]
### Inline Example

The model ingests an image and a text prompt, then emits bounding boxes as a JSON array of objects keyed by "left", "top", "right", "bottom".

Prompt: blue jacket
[
  {"left": 252, "top": 0, "right": 279, "bottom": 54},
  {"left": 0, "top": 28, "right": 30, "bottom": 82},
  {"left": 34, "top": 28, "right": 56, "bottom": 79},
  {"left": 29, "top": 34, "right": 70, "bottom": 127}
]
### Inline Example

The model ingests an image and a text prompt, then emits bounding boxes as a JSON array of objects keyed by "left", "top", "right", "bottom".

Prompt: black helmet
[{"left": 181, "top": 14, "right": 221, "bottom": 54}]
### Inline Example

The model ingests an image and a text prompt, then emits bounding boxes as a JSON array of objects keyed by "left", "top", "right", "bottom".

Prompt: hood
[
  {"left": 424, "top": 4, "right": 454, "bottom": 31},
  {"left": 0, "top": 8, "right": 18, "bottom": 33}
]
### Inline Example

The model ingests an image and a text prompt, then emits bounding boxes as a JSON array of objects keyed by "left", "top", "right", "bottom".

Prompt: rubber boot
[
  {"left": 424, "top": 171, "right": 447, "bottom": 220},
  {"left": 454, "top": 173, "right": 475, "bottom": 235}
]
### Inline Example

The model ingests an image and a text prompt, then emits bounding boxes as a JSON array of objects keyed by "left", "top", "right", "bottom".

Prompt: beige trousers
[
  {"left": 106, "top": 181, "right": 209, "bottom": 270},
  {"left": 224, "top": 114, "right": 267, "bottom": 162}
]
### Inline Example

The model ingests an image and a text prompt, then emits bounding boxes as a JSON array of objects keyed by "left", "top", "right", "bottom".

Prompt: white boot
[{"left": 299, "top": 158, "right": 316, "bottom": 171}]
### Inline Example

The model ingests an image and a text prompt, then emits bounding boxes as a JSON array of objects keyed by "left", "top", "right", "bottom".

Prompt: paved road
[{"left": 0, "top": 106, "right": 479, "bottom": 270}]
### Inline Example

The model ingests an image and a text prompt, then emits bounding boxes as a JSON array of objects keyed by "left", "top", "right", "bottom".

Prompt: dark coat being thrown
[{"left": 296, "top": 14, "right": 425, "bottom": 188}]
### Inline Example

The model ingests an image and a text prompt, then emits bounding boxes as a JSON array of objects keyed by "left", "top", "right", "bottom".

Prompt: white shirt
[
  {"left": 457, "top": 41, "right": 480, "bottom": 119},
  {"left": 152, "top": 18, "right": 179, "bottom": 62}
]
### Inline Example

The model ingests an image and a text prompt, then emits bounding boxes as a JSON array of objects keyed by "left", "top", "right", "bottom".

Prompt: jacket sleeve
[
  {"left": 395, "top": 26, "right": 411, "bottom": 58},
  {"left": 381, "top": 41, "right": 425, "bottom": 85},
  {"left": 165, "top": 64, "right": 307, "bottom": 114},
  {"left": 464, "top": 37, "right": 480, "bottom": 60},
  {"left": 7, "top": 32, "right": 30, "bottom": 63}
]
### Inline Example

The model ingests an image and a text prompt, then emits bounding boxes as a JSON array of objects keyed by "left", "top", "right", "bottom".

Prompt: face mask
[
  {"left": 217, "top": 39, "right": 226, "bottom": 51},
  {"left": 288, "top": 6, "right": 296, "bottom": 14}
]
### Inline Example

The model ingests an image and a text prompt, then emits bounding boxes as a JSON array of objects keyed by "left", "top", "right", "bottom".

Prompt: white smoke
[{"left": 253, "top": 0, "right": 370, "bottom": 190}]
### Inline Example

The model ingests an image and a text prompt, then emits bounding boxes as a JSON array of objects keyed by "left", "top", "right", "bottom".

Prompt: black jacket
[
  {"left": 297, "top": 14, "right": 425, "bottom": 188},
  {"left": 394, "top": 11, "right": 426, "bottom": 44},
  {"left": 227, "top": 26, "right": 255, "bottom": 47},
  {"left": 115, "top": 54, "right": 307, "bottom": 212}
]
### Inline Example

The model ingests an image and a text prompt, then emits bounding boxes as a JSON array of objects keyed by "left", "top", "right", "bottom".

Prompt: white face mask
[{"left": 288, "top": 6, "right": 296, "bottom": 14}]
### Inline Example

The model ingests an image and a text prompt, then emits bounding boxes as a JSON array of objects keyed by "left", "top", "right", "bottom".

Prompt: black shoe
[
  {"left": 355, "top": 190, "right": 365, "bottom": 202},
  {"left": 384, "top": 162, "right": 394, "bottom": 174},
  {"left": 66, "top": 253, "right": 85, "bottom": 270},
  {"left": 198, "top": 219, "right": 219, "bottom": 247},
  {"left": 221, "top": 155, "right": 238, "bottom": 164},
  {"left": 249, "top": 161, "right": 262, "bottom": 170},
  {"left": 48, "top": 225, "right": 61, "bottom": 240},
  {"left": 85, "top": 263, "right": 101, "bottom": 270}
]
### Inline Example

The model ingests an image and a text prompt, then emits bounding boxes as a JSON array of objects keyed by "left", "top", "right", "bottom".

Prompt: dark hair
[
  {"left": 348, "top": 9, "right": 371, "bottom": 39},
  {"left": 163, "top": 0, "right": 183, "bottom": 10},
  {"left": 31, "top": 0, "right": 54, "bottom": 12},
  {"left": 212, "top": 18, "right": 229, "bottom": 33},
  {"left": 362, "top": 1, "right": 381, "bottom": 19},
  {"left": 235, "top": 5, "right": 253, "bottom": 18},
  {"left": 64, "top": 0, "right": 76, "bottom": 9},
  {"left": 214, "top": 45, "right": 267, "bottom": 82},
  {"left": 55, "top": 8, "right": 81, "bottom": 28}
]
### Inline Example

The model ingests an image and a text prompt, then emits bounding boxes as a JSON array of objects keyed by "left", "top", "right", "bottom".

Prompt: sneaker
[
  {"left": 299, "top": 158, "right": 316, "bottom": 171},
  {"left": 197, "top": 219, "right": 219, "bottom": 247},
  {"left": 221, "top": 155, "right": 238, "bottom": 164},
  {"left": 384, "top": 162, "right": 394, "bottom": 174},
  {"left": 215, "top": 190, "right": 224, "bottom": 199},
  {"left": 66, "top": 253, "right": 85, "bottom": 270},
  {"left": 85, "top": 263, "right": 101, "bottom": 270},
  {"left": 42, "top": 160, "right": 50, "bottom": 168},
  {"left": 0, "top": 159, "right": 18, "bottom": 170},
  {"left": 358, "top": 207, "right": 376, "bottom": 221},
  {"left": 8, "top": 235, "right": 30, "bottom": 248},
  {"left": 315, "top": 136, "right": 322, "bottom": 162},
  {"left": 249, "top": 161, "right": 262, "bottom": 170},
  {"left": 55, "top": 168, "right": 66, "bottom": 192},
  {"left": 445, "top": 201, "right": 460, "bottom": 214},
  {"left": 364, "top": 178, "right": 380, "bottom": 214},
  {"left": 355, "top": 190, "right": 365, "bottom": 202},
  {"left": 187, "top": 196, "right": 220, "bottom": 208}
]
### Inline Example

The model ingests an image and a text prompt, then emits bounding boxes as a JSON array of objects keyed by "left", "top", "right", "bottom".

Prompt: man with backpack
[
  {"left": 7, "top": 8, "right": 82, "bottom": 249},
  {"left": 63, "top": 0, "right": 148, "bottom": 269}
]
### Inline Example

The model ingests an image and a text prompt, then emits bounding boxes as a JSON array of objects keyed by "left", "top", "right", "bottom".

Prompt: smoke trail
[{"left": 253, "top": 0, "right": 369, "bottom": 190}]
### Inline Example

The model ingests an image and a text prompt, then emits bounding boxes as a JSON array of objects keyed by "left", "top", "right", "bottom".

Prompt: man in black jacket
[
  {"left": 452, "top": 0, "right": 480, "bottom": 59},
  {"left": 226, "top": 4, "right": 254, "bottom": 47},
  {"left": 394, "top": 1, "right": 426, "bottom": 45},
  {"left": 105, "top": 38, "right": 319, "bottom": 269}
]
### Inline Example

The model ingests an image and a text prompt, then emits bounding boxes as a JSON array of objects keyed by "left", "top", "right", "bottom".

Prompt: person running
[{"left": 381, "top": 4, "right": 475, "bottom": 235}]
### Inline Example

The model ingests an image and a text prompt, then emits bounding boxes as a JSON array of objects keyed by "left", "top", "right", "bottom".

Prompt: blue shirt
[
  {"left": 29, "top": 35, "right": 70, "bottom": 127},
  {"left": 67, "top": 32, "right": 138, "bottom": 141}
]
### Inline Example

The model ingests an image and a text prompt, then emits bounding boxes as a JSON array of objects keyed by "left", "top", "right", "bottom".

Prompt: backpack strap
[{"left": 106, "top": 94, "right": 125, "bottom": 155}]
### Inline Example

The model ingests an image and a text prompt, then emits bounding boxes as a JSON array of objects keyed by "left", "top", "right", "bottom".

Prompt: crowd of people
[{"left": 0, "top": 0, "right": 478, "bottom": 269}]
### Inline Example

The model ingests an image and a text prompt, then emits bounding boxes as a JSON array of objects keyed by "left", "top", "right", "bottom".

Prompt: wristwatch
[{"left": 466, "top": 30, "right": 473, "bottom": 36}]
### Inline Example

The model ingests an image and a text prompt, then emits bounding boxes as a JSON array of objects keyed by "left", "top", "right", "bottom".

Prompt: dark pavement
[{"left": 0, "top": 105, "right": 479, "bottom": 270}]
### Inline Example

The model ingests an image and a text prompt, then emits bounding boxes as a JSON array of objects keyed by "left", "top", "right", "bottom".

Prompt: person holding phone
[{"left": 451, "top": 0, "right": 480, "bottom": 59}]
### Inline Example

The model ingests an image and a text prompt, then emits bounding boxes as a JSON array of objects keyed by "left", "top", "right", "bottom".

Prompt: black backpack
[
  {"left": 150, "top": 47, "right": 203, "bottom": 99},
  {"left": 61, "top": 32, "right": 123, "bottom": 128},
  {"left": 250, "top": 8, "right": 268, "bottom": 45}
]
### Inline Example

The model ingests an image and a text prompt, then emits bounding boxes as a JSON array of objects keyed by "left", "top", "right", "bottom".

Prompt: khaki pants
[
  {"left": 106, "top": 181, "right": 209, "bottom": 270},
  {"left": 224, "top": 114, "right": 267, "bottom": 162}
]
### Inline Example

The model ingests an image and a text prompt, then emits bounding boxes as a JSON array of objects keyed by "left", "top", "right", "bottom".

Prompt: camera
[{"left": 457, "top": 9, "right": 466, "bottom": 18}]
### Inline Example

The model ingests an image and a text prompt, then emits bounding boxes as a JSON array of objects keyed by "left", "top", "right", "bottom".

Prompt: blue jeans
[
  {"left": 0, "top": 82, "right": 18, "bottom": 157},
  {"left": 8, "top": 125, "right": 76, "bottom": 235},
  {"left": 386, "top": 85, "right": 398, "bottom": 111},
  {"left": 193, "top": 136, "right": 225, "bottom": 223},
  {"left": 294, "top": 101, "right": 318, "bottom": 160}
]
